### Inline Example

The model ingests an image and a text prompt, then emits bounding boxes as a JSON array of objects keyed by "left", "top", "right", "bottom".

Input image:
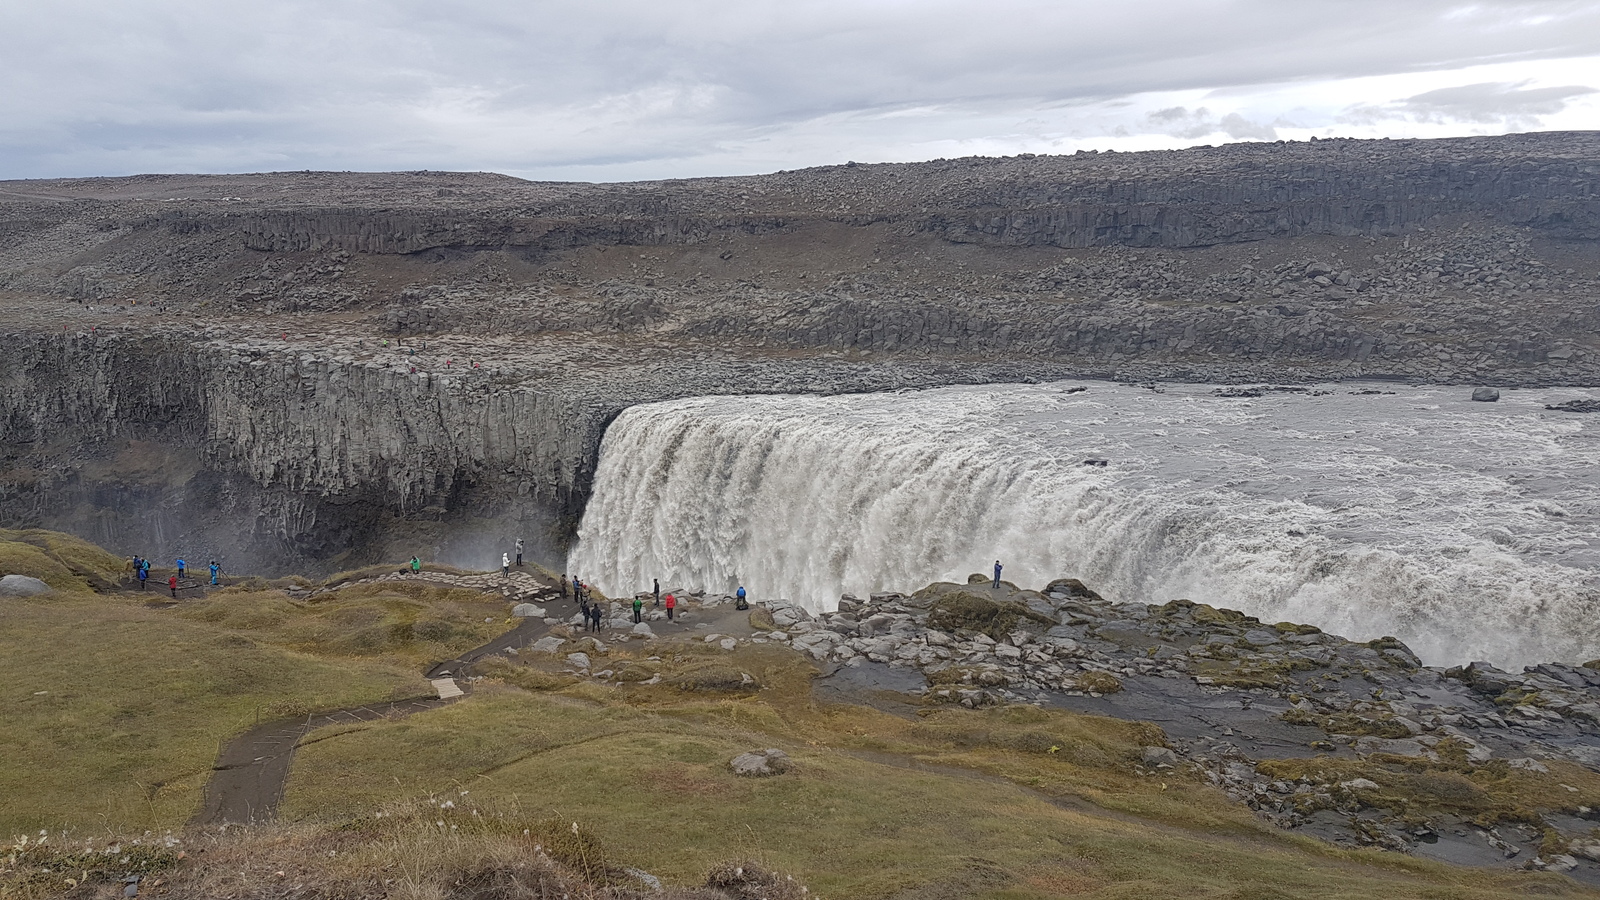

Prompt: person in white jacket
[{"left": 502, "top": 553, "right": 510, "bottom": 577}]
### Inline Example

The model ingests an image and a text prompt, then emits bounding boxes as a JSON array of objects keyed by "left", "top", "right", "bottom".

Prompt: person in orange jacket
[
  {"left": 168, "top": 574, "right": 179, "bottom": 598},
  {"left": 664, "top": 592, "right": 677, "bottom": 621}
]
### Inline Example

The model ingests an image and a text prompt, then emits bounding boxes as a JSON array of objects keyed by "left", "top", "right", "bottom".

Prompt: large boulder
[
  {"left": 730, "top": 748, "right": 793, "bottom": 777},
  {"left": 512, "top": 603, "right": 546, "bottom": 617},
  {"left": 1044, "top": 578, "right": 1105, "bottom": 602},
  {"left": 528, "top": 636, "right": 565, "bottom": 654},
  {"left": 0, "top": 575, "right": 50, "bottom": 596},
  {"left": 1471, "top": 387, "right": 1500, "bottom": 402}
]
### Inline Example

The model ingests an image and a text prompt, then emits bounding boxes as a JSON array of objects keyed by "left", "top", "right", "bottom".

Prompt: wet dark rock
[
  {"left": 1547, "top": 399, "right": 1600, "bottom": 413},
  {"left": 1470, "top": 387, "right": 1500, "bottom": 402}
]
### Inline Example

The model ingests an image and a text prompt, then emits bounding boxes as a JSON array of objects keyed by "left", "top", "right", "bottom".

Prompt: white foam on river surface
[{"left": 568, "top": 381, "right": 1600, "bottom": 668}]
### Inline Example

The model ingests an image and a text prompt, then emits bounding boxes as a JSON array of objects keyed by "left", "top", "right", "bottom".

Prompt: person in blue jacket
[
  {"left": 736, "top": 585, "right": 748, "bottom": 610},
  {"left": 177, "top": 558, "right": 187, "bottom": 578},
  {"left": 993, "top": 560, "right": 1002, "bottom": 589},
  {"left": 209, "top": 561, "right": 221, "bottom": 585}
]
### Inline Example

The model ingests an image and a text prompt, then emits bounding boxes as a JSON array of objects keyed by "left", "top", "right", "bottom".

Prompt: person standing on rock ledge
[
  {"left": 736, "top": 585, "right": 748, "bottom": 610},
  {"left": 209, "top": 561, "right": 220, "bottom": 585},
  {"left": 653, "top": 578, "right": 660, "bottom": 607},
  {"left": 664, "top": 592, "right": 677, "bottom": 621},
  {"left": 501, "top": 553, "right": 510, "bottom": 577},
  {"left": 632, "top": 594, "right": 643, "bottom": 624},
  {"left": 411, "top": 556, "right": 421, "bottom": 574},
  {"left": 515, "top": 538, "right": 524, "bottom": 567},
  {"left": 993, "top": 560, "right": 1002, "bottom": 589}
]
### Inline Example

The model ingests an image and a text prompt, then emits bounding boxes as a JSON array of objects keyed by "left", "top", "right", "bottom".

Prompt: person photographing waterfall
[
  {"left": 736, "top": 585, "right": 748, "bottom": 610},
  {"left": 993, "top": 560, "right": 1003, "bottom": 589}
]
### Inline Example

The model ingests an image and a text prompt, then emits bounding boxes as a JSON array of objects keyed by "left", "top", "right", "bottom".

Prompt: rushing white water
[{"left": 568, "top": 381, "right": 1600, "bottom": 669}]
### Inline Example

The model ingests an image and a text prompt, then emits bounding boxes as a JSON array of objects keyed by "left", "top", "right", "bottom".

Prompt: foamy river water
[{"left": 569, "top": 381, "right": 1600, "bottom": 669}]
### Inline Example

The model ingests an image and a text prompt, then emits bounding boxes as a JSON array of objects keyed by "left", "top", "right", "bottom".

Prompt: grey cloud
[
  {"left": 0, "top": 0, "right": 1598, "bottom": 179},
  {"left": 1147, "top": 107, "right": 1278, "bottom": 140},
  {"left": 1340, "top": 80, "right": 1598, "bottom": 127},
  {"left": 1399, "top": 81, "right": 1598, "bottom": 123}
]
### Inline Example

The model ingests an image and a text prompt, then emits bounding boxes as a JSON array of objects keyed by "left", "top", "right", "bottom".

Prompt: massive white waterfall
[{"left": 568, "top": 381, "right": 1600, "bottom": 669}]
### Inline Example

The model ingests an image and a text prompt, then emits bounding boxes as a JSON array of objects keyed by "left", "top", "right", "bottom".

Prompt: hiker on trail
[
  {"left": 515, "top": 538, "right": 524, "bottom": 567},
  {"left": 592, "top": 602, "right": 605, "bottom": 631},
  {"left": 579, "top": 592, "right": 591, "bottom": 620},
  {"left": 573, "top": 575, "right": 582, "bottom": 601},
  {"left": 993, "top": 560, "right": 1002, "bottom": 588},
  {"left": 664, "top": 593, "right": 676, "bottom": 621},
  {"left": 411, "top": 556, "right": 421, "bottom": 574},
  {"left": 137, "top": 564, "right": 148, "bottom": 590},
  {"left": 736, "top": 585, "right": 748, "bottom": 610},
  {"left": 502, "top": 553, "right": 510, "bottom": 577},
  {"left": 168, "top": 575, "right": 178, "bottom": 598},
  {"left": 653, "top": 578, "right": 660, "bottom": 607},
  {"left": 632, "top": 594, "right": 643, "bottom": 624},
  {"left": 561, "top": 573, "right": 570, "bottom": 600},
  {"left": 176, "top": 558, "right": 186, "bottom": 578},
  {"left": 209, "top": 561, "right": 220, "bottom": 585}
]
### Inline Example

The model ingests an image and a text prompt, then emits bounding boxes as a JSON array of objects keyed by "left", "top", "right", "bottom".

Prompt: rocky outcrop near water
[
  {"left": 1, "top": 132, "right": 1598, "bottom": 568},
  {"left": 589, "top": 577, "right": 1600, "bottom": 880}
]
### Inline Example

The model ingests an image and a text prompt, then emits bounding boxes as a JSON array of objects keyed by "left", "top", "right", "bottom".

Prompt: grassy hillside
[
  {"left": 0, "top": 532, "right": 511, "bottom": 833},
  {"left": 281, "top": 642, "right": 1588, "bottom": 900},
  {"left": 2, "top": 530, "right": 1595, "bottom": 899}
]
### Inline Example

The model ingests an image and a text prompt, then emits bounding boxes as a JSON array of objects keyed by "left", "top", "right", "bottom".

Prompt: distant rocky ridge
[{"left": 0, "top": 132, "right": 1598, "bottom": 570}]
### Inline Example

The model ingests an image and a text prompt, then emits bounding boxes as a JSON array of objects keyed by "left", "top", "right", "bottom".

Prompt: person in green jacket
[
  {"left": 632, "top": 595, "right": 644, "bottom": 624},
  {"left": 411, "top": 556, "right": 421, "bottom": 574}
]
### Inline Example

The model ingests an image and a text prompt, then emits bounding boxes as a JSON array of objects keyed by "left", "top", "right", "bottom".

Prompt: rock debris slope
[{"left": 0, "top": 132, "right": 1597, "bottom": 568}]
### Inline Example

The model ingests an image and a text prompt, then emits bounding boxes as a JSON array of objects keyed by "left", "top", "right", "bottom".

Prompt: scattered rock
[
  {"left": 511, "top": 603, "right": 546, "bottom": 617},
  {"left": 1141, "top": 747, "right": 1179, "bottom": 767},
  {"left": 1470, "top": 387, "right": 1500, "bottom": 402},
  {"left": 528, "top": 636, "right": 565, "bottom": 654},
  {"left": 0, "top": 574, "right": 50, "bottom": 596},
  {"left": 730, "top": 748, "right": 793, "bottom": 777},
  {"left": 1546, "top": 399, "right": 1600, "bottom": 413}
]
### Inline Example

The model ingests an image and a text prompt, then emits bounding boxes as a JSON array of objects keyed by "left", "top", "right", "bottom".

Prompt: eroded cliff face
[
  {"left": 0, "top": 133, "right": 1597, "bottom": 570},
  {"left": 0, "top": 332, "right": 589, "bottom": 571},
  {"left": 0, "top": 324, "right": 1063, "bottom": 572}
]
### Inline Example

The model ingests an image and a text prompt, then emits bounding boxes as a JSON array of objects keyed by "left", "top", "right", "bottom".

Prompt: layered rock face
[{"left": 0, "top": 132, "right": 1597, "bottom": 569}]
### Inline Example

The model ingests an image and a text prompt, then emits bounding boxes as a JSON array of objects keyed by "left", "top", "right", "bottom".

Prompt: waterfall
[{"left": 568, "top": 382, "right": 1600, "bottom": 669}]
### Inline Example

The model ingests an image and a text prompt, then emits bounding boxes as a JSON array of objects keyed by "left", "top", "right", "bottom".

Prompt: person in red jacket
[
  {"left": 168, "top": 574, "right": 178, "bottom": 598},
  {"left": 664, "top": 592, "right": 676, "bottom": 621}
]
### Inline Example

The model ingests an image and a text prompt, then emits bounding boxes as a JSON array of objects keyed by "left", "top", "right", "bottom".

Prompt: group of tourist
[{"left": 128, "top": 555, "right": 224, "bottom": 598}]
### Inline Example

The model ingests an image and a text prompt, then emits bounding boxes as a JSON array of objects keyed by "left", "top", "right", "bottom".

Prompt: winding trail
[
  {"left": 196, "top": 698, "right": 449, "bottom": 825},
  {"left": 194, "top": 570, "right": 565, "bottom": 825}
]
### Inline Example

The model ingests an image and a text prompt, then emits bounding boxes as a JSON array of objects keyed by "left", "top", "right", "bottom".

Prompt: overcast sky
[{"left": 2, "top": 0, "right": 1598, "bottom": 182}]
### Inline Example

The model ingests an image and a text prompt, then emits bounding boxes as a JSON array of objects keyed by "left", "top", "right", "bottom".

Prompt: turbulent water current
[{"left": 568, "top": 382, "right": 1600, "bottom": 669}]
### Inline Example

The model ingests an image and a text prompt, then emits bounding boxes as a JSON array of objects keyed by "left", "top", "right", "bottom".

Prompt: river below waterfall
[{"left": 568, "top": 381, "right": 1600, "bottom": 669}]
